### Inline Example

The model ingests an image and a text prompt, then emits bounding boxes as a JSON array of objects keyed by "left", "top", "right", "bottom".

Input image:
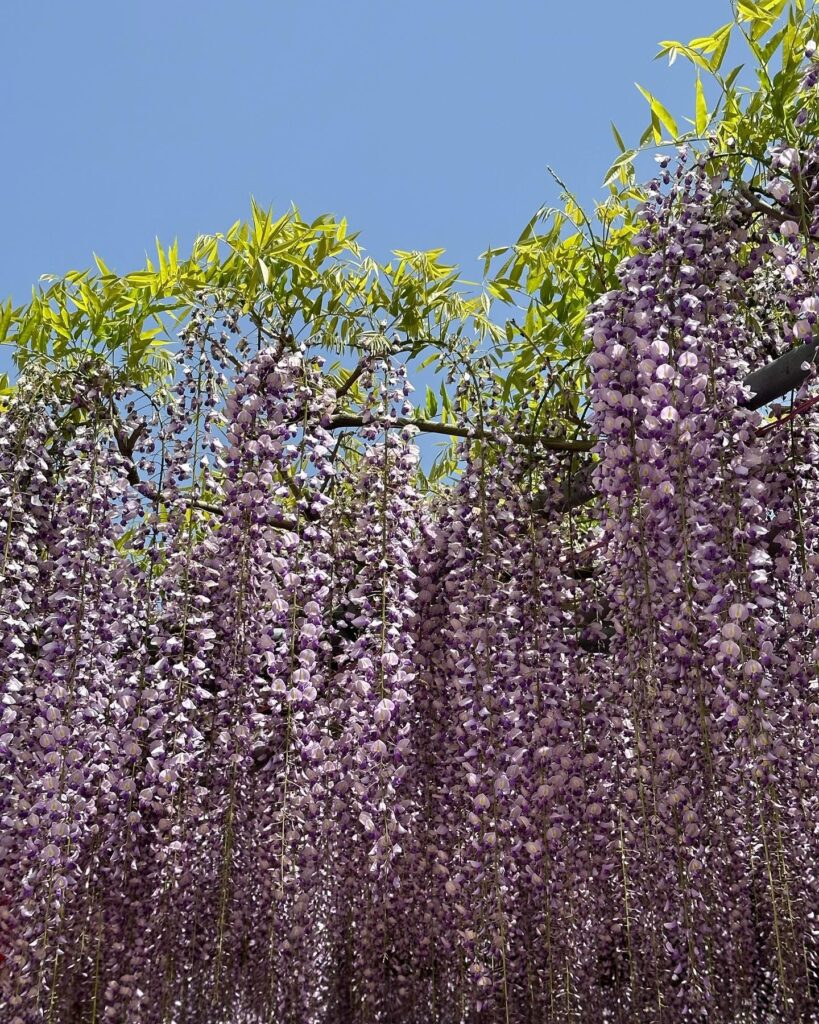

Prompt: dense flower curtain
[{"left": 4, "top": 146, "right": 819, "bottom": 1023}]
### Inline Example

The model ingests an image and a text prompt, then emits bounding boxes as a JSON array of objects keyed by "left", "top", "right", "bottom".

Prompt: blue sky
[{"left": 4, "top": 0, "right": 735, "bottom": 309}]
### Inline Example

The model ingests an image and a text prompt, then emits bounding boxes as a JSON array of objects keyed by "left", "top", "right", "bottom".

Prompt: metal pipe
[{"left": 741, "top": 339, "right": 819, "bottom": 411}]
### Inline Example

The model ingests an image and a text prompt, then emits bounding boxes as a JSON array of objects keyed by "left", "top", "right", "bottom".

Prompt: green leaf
[
  {"left": 695, "top": 75, "right": 708, "bottom": 135},
  {"left": 657, "top": 40, "right": 713, "bottom": 73},
  {"left": 710, "top": 26, "right": 732, "bottom": 72},
  {"left": 723, "top": 64, "right": 745, "bottom": 91},
  {"left": 635, "top": 83, "right": 679, "bottom": 138},
  {"left": 440, "top": 383, "right": 452, "bottom": 418},
  {"left": 610, "top": 121, "right": 627, "bottom": 153},
  {"left": 689, "top": 22, "right": 734, "bottom": 53},
  {"left": 737, "top": 0, "right": 784, "bottom": 31},
  {"left": 94, "top": 253, "right": 113, "bottom": 277},
  {"left": 156, "top": 238, "right": 168, "bottom": 278},
  {"left": 602, "top": 149, "right": 636, "bottom": 187},
  {"left": 487, "top": 280, "right": 514, "bottom": 303},
  {"left": 417, "top": 352, "right": 439, "bottom": 371},
  {"left": 655, "top": 41, "right": 679, "bottom": 65}
]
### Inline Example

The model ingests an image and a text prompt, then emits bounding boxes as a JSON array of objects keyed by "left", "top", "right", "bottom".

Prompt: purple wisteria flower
[{"left": 5, "top": 142, "right": 819, "bottom": 1022}]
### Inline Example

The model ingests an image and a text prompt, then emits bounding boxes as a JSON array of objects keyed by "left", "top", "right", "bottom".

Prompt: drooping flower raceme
[{"left": 5, "top": 143, "right": 819, "bottom": 1023}]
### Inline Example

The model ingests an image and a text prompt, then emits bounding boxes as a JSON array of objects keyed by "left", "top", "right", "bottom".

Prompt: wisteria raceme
[
  {"left": 587, "top": 146, "right": 819, "bottom": 1019},
  {"left": 6, "top": 143, "right": 819, "bottom": 1024}
]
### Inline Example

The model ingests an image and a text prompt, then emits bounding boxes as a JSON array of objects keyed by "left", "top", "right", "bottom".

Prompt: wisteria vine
[{"left": 6, "top": 138, "right": 819, "bottom": 1023}]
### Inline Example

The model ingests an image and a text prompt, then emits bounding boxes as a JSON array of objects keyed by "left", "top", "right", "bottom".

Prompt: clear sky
[{"left": 3, "top": 0, "right": 736, "bottom": 309}]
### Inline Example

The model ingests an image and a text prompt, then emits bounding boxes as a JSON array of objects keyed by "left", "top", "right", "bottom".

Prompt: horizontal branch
[
  {"left": 757, "top": 391, "right": 819, "bottom": 435},
  {"left": 134, "top": 484, "right": 300, "bottom": 532},
  {"left": 327, "top": 413, "right": 595, "bottom": 453},
  {"left": 116, "top": 331, "right": 817, "bottom": 525}
]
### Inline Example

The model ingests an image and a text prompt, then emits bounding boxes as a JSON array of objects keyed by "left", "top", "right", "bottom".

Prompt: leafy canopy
[{"left": 1, "top": 0, "right": 817, "bottom": 485}]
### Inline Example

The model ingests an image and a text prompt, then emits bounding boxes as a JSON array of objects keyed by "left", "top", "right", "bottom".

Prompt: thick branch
[
  {"left": 558, "top": 460, "right": 596, "bottom": 512},
  {"left": 736, "top": 181, "right": 794, "bottom": 227},
  {"left": 736, "top": 181, "right": 819, "bottom": 242}
]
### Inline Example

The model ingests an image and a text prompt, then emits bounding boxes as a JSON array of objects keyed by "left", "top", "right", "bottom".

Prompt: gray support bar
[{"left": 741, "top": 339, "right": 819, "bottom": 410}]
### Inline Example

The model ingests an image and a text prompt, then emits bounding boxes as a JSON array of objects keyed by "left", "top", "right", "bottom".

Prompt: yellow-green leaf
[
  {"left": 695, "top": 75, "right": 708, "bottom": 135},
  {"left": 723, "top": 64, "right": 745, "bottom": 91},
  {"left": 710, "top": 27, "right": 732, "bottom": 71},
  {"left": 689, "top": 23, "right": 733, "bottom": 54},
  {"left": 94, "top": 253, "right": 112, "bottom": 277},
  {"left": 635, "top": 84, "right": 679, "bottom": 138},
  {"left": 736, "top": 0, "right": 760, "bottom": 20},
  {"left": 665, "top": 42, "right": 713, "bottom": 73},
  {"left": 603, "top": 150, "right": 636, "bottom": 187}
]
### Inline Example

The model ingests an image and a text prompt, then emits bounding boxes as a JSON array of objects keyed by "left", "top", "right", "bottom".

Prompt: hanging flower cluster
[
  {"left": 586, "top": 144, "right": 819, "bottom": 1020},
  {"left": 5, "top": 144, "right": 819, "bottom": 1023}
]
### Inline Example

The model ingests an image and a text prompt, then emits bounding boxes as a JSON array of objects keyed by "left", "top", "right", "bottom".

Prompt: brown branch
[
  {"left": 335, "top": 361, "right": 368, "bottom": 400},
  {"left": 736, "top": 181, "right": 819, "bottom": 241},
  {"left": 133, "top": 483, "right": 299, "bottom": 532},
  {"left": 756, "top": 392, "right": 819, "bottom": 436},
  {"left": 326, "top": 413, "right": 595, "bottom": 453},
  {"left": 736, "top": 181, "right": 792, "bottom": 224},
  {"left": 210, "top": 340, "right": 243, "bottom": 370},
  {"left": 113, "top": 422, "right": 147, "bottom": 486}
]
